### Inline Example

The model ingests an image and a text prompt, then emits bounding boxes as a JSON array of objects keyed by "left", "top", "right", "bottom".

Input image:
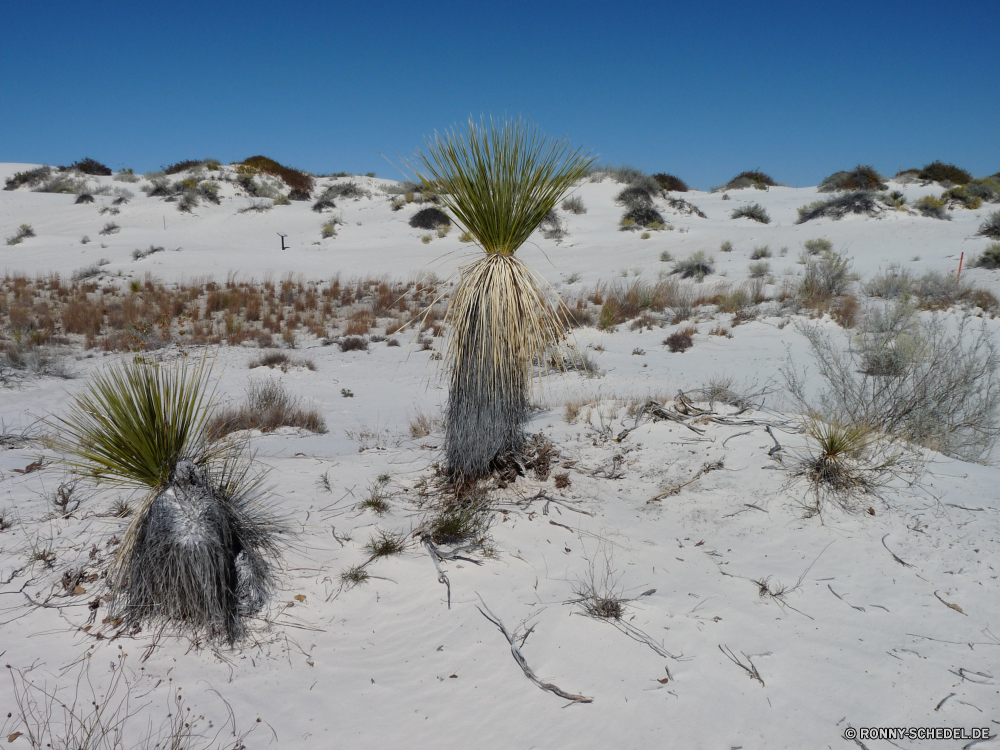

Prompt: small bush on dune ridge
[
  {"left": 653, "top": 173, "right": 688, "bottom": 192},
  {"left": 787, "top": 302, "right": 1000, "bottom": 461},
  {"left": 162, "top": 159, "right": 212, "bottom": 174},
  {"left": 237, "top": 155, "right": 314, "bottom": 198},
  {"left": 919, "top": 161, "right": 972, "bottom": 185},
  {"left": 719, "top": 170, "right": 777, "bottom": 191},
  {"left": 797, "top": 192, "right": 879, "bottom": 223},
  {"left": 731, "top": 203, "right": 770, "bottom": 223},
  {"left": 562, "top": 195, "right": 586, "bottom": 214},
  {"left": 818, "top": 165, "right": 887, "bottom": 193},
  {"left": 4, "top": 166, "right": 52, "bottom": 190},
  {"left": 977, "top": 210, "right": 1000, "bottom": 239},
  {"left": 409, "top": 206, "right": 451, "bottom": 230},
  {"left": 60, "top": 157, "right": 112, "bottom": 176}
]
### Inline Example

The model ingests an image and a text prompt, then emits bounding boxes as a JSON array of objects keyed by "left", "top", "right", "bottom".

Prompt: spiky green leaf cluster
[
  {"left": 56, "top": 357, "right": 214, "bottom": 488},
  {"left": 406, "top": 116, "right": 596, "bottom": 256}
]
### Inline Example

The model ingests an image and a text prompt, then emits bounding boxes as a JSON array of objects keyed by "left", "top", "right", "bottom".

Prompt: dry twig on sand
[{"left": 476, "top": 596, "right": 593, "bottom": 704}]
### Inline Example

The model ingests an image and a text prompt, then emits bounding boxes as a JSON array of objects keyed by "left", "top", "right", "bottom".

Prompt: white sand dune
[{"left": 1, "top": 164, "right": 998, "bottom": 748}]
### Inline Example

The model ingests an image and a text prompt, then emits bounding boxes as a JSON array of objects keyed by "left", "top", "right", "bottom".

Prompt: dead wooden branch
[{"left": 476, "top": 597, "right": 593, "bottom": 704}]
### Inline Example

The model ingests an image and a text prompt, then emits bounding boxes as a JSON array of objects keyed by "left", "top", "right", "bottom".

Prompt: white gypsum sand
[{"left": 1, "top": 162, "right": 999, "bottom": 748}]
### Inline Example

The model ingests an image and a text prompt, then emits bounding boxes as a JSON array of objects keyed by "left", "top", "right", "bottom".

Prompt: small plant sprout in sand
[
  {"left": 790, "top": 418, "right": 912, "bottom": 514},
  {"left": 405, "top": 116, "right": 595, "bottom": 479},
  {"left": 52, "top": 356, "right": 285, "bottom": 644}
]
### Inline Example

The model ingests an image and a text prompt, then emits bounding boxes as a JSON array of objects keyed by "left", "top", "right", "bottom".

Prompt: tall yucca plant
[{"left": 408, "top": 117, "right": 595, "bottom": 478}]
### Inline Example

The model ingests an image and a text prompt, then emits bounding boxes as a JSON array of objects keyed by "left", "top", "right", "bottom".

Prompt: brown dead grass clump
[{"left": 205, "top": 379, "right": 326, "bottom": 439}]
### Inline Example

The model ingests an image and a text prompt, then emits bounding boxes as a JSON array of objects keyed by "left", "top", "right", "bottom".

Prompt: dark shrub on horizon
[
  {"left": 163, "top": 159, "right": 206, "bottom": 174},
  {"left": 652, "top": 173, "right": 688, "bottom": 192},
  {"left": 919, "top": 161, "right": 972, "bottom": 185},
  {"left": 720, "top": 170, "right": 777, "bottom": 191},
  {"left": 61, "top": 157, "right": 112, "bottom": 176},
  {"left": 818, "top": 165, "right": 887, "bottom": 192}
]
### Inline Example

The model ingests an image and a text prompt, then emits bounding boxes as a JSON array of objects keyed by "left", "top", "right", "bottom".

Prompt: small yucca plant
[
  {"left": 407, "top": 117, "right": 595, "bottom": 479},
  {"left": 793, "top": 418, "right": 913, "bottom": 512},
  {"left": 55, "top": 357, "right": 282, "bottom": 643}
]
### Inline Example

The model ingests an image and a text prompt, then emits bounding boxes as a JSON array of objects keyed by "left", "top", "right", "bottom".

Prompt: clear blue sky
[{"left": 3, "top": 0, "right": 998, "bottom": 189}]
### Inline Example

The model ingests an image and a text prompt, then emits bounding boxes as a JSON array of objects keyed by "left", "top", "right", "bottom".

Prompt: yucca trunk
[{"left": 444, "top": 253, "right": 561, "bottom": 478}]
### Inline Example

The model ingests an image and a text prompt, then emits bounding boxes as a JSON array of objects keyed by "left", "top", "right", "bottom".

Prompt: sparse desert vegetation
[{"left": 3, "top": 149, "right": 1000, "bottom": 749}]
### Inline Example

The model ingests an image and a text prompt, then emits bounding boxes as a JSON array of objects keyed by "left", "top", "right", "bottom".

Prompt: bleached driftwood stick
[{"left": 476, "top": 596, "right": 593, "bottom": 704}]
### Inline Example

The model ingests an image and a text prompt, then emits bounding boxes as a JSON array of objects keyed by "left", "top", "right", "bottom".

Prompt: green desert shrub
[
  {"left": 731, "top": 203, "right": 771, "bottom": 223},
  {"left": 918, "top": 161, "right": 972, "bottom": 185},
  {"left": 865, "top": 265, "right": 913, "bottom": 298},
  {"left": 6, "top": 224, "right": 35, "bottom": 245},
  {"left": 652, "top": 173, "right": 688, "bottom": 192},
  {"left": 914, "top": 195, "right": 950, "bottom": 220},
  {"left": 803, "top": 238, "right": 833, "bottom": 254},
  {"left": 799, "top": 251, "right": 852, "bottom": 299},
  {"left": 748, "top": 260, "right": 770, "bottom": 278},
  {"left": 562, "top": 195, "right": 586, "bottom": 214},
  {"left": 818, "top": 165, "right": 887, "bottom": 192},
  {"left": 971, "top": 243, "right": 1000, "bottom": 270},
  {"left": 977, "top": 210, "right": 1000, "bottom": 239},
  {"left": 62, "top": 157, "right": 112, "bottom": 176},
  {"left": 4, "top": 165, "right": 52, "bottom": 190},
  {"left": 965, "top": 178, "right": 1000, "bottom": 203},
  {"left": 720, "top": 170, "right": 777, "bottom": 191},
  {"left": 665, "top": 197, "right": 706, "bottom": 217},
  {"left": 797, "top": 192, "right": 879, "bottom": 223},
  {"left": 409, "top": 206, "right": 451, "bottom": 230},
  {"left": 750, "top": 245, "right": 772, "bottom": 259},
  {"left": 163, "top": 159, "right": 207, "bottom": 174},
  {"left": 616, "top": 184, "right": 657, "bottom": 208},
  {"left": 672, "top": 251, "right": 714, "bottom": 280},
  {"left": 621, "top": 203, "right": 665, "bottom": 228},
  {"left": 942, "top": 186, "right": 982, "bottom": 210},
  {"left": 787, "top": 303, "right": 1000, "bottom": 461},
  {"left": 312, "top": 194, "right": 337, "bottom": 212},
  {"left": 323, "top": 181, "right": 370, "bottom": 200}
]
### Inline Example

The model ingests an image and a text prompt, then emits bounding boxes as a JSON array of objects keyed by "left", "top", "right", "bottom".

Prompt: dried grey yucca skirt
[{"left": 112, "top": 460, "right": 281, "bottom": 643}]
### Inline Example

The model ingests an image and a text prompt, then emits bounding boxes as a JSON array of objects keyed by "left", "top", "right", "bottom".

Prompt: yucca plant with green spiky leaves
[
  {"left": 791, "top": 417, "right": 916, "bottom": 514},
  {"left": 54, "top": 356, "right": 283, "bottom": 643},
  {"left": 407, "top": 117, "right": 595, "bottom": 479}
]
